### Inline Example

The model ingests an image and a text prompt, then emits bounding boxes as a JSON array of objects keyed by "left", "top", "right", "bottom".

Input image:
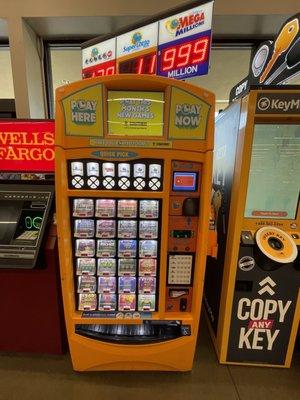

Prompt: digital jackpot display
[{"left": 82, "top": 1, "right": 213, "bottom": 80}]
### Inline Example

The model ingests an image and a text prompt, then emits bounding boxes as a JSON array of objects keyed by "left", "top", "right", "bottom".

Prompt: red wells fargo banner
[{"left": 0, "top": 120, "right": 55, "bottom": 172}]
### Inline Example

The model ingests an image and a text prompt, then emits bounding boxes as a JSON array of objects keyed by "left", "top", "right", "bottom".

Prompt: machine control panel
[{"left": 165, "top": 160, "right": 201, "bottom": 312}]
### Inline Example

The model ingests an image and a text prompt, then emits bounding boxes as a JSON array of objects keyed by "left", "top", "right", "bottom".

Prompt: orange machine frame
[
  {"left": 55, "top": 74, "right": 215, "bottom": 371},
  {"left": 204, "top": 88, "right": 300, "bottom": 368}
]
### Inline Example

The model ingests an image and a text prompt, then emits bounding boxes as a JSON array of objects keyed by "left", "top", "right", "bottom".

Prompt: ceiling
[{"left": 0, "top": 13, "right": 291, "bottom": 42}]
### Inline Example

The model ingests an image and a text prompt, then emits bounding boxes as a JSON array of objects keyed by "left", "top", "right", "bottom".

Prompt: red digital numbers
[
  {"left": 82, "top": 60, "right": 115, "bottom": 79},
  {"left": 94, "top": 65, "right": 115, "bottom": 77},
  {"left": 119, "top": 52, "right": 157, "bottom": 75},
  {"left": 161, "top": 37, "right": 209, "bottom": 71}
]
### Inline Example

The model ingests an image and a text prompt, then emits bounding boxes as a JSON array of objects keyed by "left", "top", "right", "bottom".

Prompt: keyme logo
[{"left": 256, "top": 93, "right": 300, "bottom": 114}]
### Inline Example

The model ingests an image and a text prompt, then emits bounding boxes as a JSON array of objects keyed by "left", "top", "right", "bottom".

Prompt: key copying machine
[{"left": 204, "top": 86, "right": 300, "bottom": 368}]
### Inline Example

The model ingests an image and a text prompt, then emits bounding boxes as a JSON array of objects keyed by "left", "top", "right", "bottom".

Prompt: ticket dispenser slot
[{"left": 166, "top": 288, "right": 193, "bottom": 312}]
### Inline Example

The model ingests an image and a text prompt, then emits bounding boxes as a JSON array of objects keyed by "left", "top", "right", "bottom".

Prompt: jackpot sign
[
  {"left": 0, "top": 121, "right": 55, "bottom": 172},
  {"left": 81, "top": 1, "right": 214, "bottom": 80}
]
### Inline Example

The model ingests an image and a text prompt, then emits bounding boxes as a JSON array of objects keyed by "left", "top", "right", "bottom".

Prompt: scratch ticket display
[
  {"left": 117, "top": 199, "right": 137, "bottom": 218},
  {"left": 117, "top": 220, "right": 137, "bottom": 238},
  {"left": 97, "top": 239, "right": 116, "bottom": 257},
  {"left": 77, "top": 276, "right": 97, "bottom": 293},
  {"left": 74, "top": 219, "right": 95, "bottom": 238},
  {"left": 139, "top": 240, "right": 157, "bottom": 258},
  {"left": 138, "top": 259, "right": 157, "bottom": 276},
  {"left": 98, "top": 294, "right": 117, "bottom": 311},
  {"left": 139, "top": 200, "right": 159, "bottom": 219},
  {"left": 118, "top": 259, "right": 137, "bottom": 276},
  {"left": 118, "top": 240, "right": 137, "bottom": 258},
  {"left": 96, "top": 220, "right": 116, "bottom": 238},
  {"left": 139, "top": 220, "right": 158, "bottom": 239},
  {"left": 75, "top": 239, "right": 95, "bottom": 257},
  {"left": 138, "top": 277, "right": 156, "bottom": 294},
  {"left": 118, "top": 294, "right": 136, "bottom": 311},
  {"left": 76, "top": 258, "right": 96, "bottom": 275},
  {"left": 98, "top": 277, "right": 116, "bottom": 293},
  {"left": 118, "top": 277, "right": 136, "bottom": 294},
  {"left": 78, "top": 293, "right": 97, "bottom": 311},
  {"left": 97, "top": 258, "right": 116, "bottom": 276},
  {"left": 95, "top": 199, "right": 116, "bottom": 218},
  {"left": 73, "top": 199, "right": 94, "bottom": 217},
  {"left": 138, "top": 295, "right": 156, "bottom": 311}
]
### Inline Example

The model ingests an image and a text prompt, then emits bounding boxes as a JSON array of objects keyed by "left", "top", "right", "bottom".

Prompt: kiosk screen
[
  {"left": 107, "top": 91, "right": 164, "bottom": 137},
  {"left": 245, "top": 124, "right": 300, "bottom": 219}
]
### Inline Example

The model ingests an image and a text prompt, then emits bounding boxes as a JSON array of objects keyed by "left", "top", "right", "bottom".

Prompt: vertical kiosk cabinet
[
  {"left": 55, "top": 74, "right": 215, "bottom": 371},
  {"left": 204, "top": 88, "right": 300, "bottom": 367}
]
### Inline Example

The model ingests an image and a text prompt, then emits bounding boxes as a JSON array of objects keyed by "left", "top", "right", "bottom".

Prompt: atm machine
[
  {"left": 55, "top": 74, "right": 215, "bottom": 371},
  {"left": 0, "top": 120, "right": 66, "bottom": 354},
  {"left": 204, "top": 87, "right": 300, "bottom": 368}
]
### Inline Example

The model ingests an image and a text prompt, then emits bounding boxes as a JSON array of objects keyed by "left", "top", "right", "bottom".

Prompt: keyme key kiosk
[
  {"left": 55, "top": 74, "right": 214, "bottom": 371},
  {"left": 204, "top": 88, "right": 300, "bottom": 368}
]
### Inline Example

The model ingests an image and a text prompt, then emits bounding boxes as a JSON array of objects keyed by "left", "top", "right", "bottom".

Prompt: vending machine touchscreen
[{"left": 55, "top": 74, "right": 214, "bottom": 371}]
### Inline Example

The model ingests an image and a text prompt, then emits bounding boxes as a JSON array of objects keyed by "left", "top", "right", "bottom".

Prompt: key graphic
[
  {"left": 265, "top": 37, "right": 300, "bottom": 84},
  {"left": 260, "top": 18, "right": 299, "bottom": 83}
]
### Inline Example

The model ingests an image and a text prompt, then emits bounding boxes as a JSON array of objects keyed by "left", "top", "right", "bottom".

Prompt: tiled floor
[{"left": 0, "top": 321, "right": 299, "bottom": 400}]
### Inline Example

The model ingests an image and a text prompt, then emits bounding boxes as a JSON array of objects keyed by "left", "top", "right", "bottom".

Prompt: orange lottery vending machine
[{"left": 55, "top": 74, "right": 215, "bottom": 371}]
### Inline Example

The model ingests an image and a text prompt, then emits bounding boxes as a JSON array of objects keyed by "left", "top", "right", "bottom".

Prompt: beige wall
[
  {"left": 51, "top": 49, "right": 82, "bottom": 93},
  {"left": 0, "top": 0, "right": 299, "bottom": 16},
  {"left": 0, "top": 48, "right": 14, "bottom": 98}
]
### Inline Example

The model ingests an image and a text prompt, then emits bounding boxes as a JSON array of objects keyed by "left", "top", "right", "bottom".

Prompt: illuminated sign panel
[
  {"left": 116, "top": 23, "right": 158, "bottom": 59},
  {"left": 82, "top": 38, "right": 116, "bottom": 79},
  {"left": 107, "top": 91, "right": 164, "bottom": 137},
  {"left": 81, "top": 1, "right": 213, "bottom": 80},
  {"left": 157, "top": 3, "right": 213, "bottom": 79},
  {"left": 0, "top": 121, "right": 55, "bottom": 172}
]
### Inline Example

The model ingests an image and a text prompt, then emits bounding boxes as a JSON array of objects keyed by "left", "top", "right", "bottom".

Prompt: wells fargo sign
[{"left": 0, "top": 121, "right": 55, "bottom": 172}]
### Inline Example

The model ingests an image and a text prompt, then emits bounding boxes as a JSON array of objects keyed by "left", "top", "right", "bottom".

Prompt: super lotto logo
[
  {"left": 165, "top": 11, "right": 205, "bottom": 37},
  {"left": 123, "top": 32, "right": 150, "bottom": 53},
  {"left": 71, "top": 100, "right": 97, "bottom": 125}
]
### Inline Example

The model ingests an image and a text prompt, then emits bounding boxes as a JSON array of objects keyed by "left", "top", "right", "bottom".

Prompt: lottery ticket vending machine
[
  {"left": 55, "top": 74, "right": 214, "bottom": 371},
  {"left": 204, "top": 88, "right": 300, "bottom": 367}
]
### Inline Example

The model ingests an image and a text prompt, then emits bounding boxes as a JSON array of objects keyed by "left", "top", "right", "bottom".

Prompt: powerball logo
[{"left": 165, "top": 10, "right": 205, "bottom": 37}]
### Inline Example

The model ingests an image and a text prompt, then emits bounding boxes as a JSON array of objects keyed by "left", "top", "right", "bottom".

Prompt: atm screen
[
  {"left": 245, "top": 124, "right": 300, "bottom": 219},
  {"left": 107, "top": 91, "right": 164, "bottom": 137},
  {"left": 0, "top": 200, "right": 46, "bottom": 246}
]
